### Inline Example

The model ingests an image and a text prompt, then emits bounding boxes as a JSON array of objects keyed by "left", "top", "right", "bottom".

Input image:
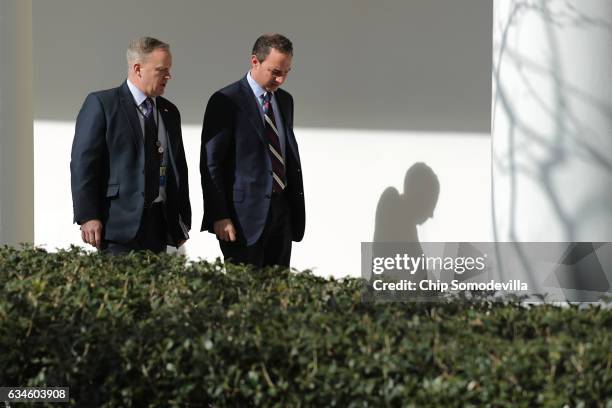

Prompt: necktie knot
[
  {"left": 143, "top": 97, "right": 154, "bottom": 118},
  {"left": 263, "top": 92, "right": 272, "bottom": 113}
]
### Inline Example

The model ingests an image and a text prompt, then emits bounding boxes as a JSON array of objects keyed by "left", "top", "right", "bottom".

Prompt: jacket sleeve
[
  {"left": 174, "top": 107, "right": 192, "bottom": 231},
  {"left": 70, "top": 93, "right": 107, "bottom": 224},
  {"left": 200, "top": 91, "right": 234, "bottom": 227}
]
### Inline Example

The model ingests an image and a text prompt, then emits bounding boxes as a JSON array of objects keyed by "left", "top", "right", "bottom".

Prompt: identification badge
[{"left": 159, "top": 166, "right": 167, "bottom": 187}]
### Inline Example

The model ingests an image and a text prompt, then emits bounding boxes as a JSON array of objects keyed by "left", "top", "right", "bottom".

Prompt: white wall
[
  {"left": 35, "top": 121, "right": 490, "bottom": 277},
  {"left": 33, "top": 0, "right": 492, "bottom": 132},
  {"left": 492, "top": 0, "right": 612, "bottom": 242},
  {"left": 33, "top": 0, "right": 493, "bottom": 277}
]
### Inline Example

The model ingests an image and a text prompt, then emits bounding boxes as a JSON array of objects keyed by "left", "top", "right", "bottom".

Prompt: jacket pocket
[
  {"left": 106, "top": 184, "right": 120, "bottom": 198},
  {"left": 233, "top": 189, "right": 244, "bottom": 203}
]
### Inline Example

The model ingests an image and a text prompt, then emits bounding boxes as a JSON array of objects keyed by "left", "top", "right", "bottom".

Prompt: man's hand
[
  {"left": 214, "top": 218, "right": 236, "bottom": 242},
  {"left": 81, "top": 219, "right": 103, "bottom": 249}
]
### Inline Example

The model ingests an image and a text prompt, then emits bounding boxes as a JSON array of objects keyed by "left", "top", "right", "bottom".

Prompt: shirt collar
[
  {"left": 246, "top": 71, "right": 267, "bottom": 101},
  {"left": 126, "top": 78, "right": 155, "bottom": 107}
]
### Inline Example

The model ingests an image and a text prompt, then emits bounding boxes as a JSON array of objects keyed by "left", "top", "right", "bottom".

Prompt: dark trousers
[
  {"left": 220, "top": 192, "right": 292, "bottom": 268},
  {"left": 101, "top": 202, "right": 167, "bottom": 255}
]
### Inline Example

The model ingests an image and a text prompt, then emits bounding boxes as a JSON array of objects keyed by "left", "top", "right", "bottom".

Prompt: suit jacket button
[
  {"left": 265, "top": 194, "right": 271, "bottom": 199},
  {"left": 141, "top": 192, "right": 145, "bottom": 197}
]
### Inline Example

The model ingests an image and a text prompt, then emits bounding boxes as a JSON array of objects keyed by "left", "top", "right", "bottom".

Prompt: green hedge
[{"left": 1, "top": 246, "right": 610, "bottom": 407}]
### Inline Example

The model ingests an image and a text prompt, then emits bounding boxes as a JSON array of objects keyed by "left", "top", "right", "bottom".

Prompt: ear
[
  {"left": 250, "top": 54, "right": 259, "bottom": 69},
  {"left": 132, "top": 63, "right": 142, "bottom": 77}
]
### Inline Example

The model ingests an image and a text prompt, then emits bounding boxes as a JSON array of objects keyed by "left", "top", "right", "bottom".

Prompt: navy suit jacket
[
  {"left": 200, "top": 77, "right": 305, "bottom": 246},
  {"left": 71, "top": 81, "right": 191, "bottom": 246}
]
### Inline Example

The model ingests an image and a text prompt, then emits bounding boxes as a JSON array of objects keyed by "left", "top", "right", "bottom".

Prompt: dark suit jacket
[
  {"left": 71, "top": 81, "right": 191, "bottom": 246},
  {"left": 200, "top": 77, "right": 305, "bottom": 246}
]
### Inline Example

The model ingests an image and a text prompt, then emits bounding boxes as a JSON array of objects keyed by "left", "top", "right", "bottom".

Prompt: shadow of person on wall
[
  {"left": 374, "top": 162, "right": 440, "bottom": 243},
  {"left": 371, "top": 163, "right": 440, "bottom": 297}
]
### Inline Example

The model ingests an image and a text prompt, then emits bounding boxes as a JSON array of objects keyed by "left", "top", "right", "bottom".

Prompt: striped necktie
[{"left": 263, "top": 92, "right": 286, "bottom": 193}]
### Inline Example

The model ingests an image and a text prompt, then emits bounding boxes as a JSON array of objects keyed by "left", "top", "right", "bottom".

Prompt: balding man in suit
[{"left": 71, "top": 36, "right": 191, "bottom": 254}]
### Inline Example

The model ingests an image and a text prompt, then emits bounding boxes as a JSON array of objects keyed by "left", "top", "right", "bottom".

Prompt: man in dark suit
[
  {"left": 71, "top": 37, "right": 191, "bottom": 254},
  {"left": 200, "top": 33, "right": 305, "bottom": 267}
]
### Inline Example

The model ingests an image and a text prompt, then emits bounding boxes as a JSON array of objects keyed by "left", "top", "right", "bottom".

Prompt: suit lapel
[
  {"left": 119, "top": 82, "right": 143, "bottom": 154},
  {"left": 276, "top": 91, "right": 301, "bottom": 165},
  {"left": 238, "top": 77, "right": 300, "bottom": 164},
  {"left": 238, "top": 77, "right": 266, "bottom": 143},
  {"left": 157, "top": 98, "right": 177, "bottom": 158},
  {"left": 156, "top": 98, "right": 182, "bottom": 187}
]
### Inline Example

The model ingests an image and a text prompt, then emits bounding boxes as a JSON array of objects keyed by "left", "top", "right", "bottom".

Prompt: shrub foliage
[{"left": 1, "top": 246, "right": 610, "bottom": 407}]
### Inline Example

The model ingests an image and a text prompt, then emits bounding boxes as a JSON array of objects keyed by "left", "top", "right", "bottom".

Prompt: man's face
[
  {"left": 135, "top": 48, "right": 172, "bottom": 97},
  {"left": 250, "top": 48, "right": 292, "bottom": 92}
]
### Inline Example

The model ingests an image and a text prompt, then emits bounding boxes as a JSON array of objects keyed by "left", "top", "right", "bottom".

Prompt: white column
[
  {"left": 0, "top": 0, "right": 34, "bottom": 245},
  {"left": 492, "top": 0, "right": 612, "bottom": 242},
  {"left": 492, "top": 0, "right": 612, "bottom": 301}
]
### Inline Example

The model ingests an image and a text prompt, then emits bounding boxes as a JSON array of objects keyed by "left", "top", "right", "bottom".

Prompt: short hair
[
  {"left": 251, "top": 33, "right": 293, "bottom": 62},
  {"left": 126, "top": 36, "right": 170, "bottom": 69}
]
